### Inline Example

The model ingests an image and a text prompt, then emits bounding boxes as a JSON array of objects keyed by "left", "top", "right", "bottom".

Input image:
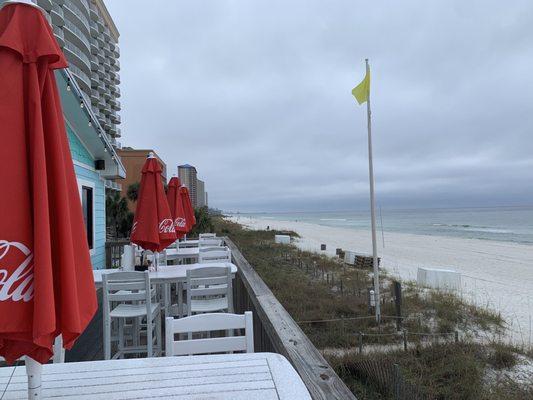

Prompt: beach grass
[{"left": 213, "top": 216, "right": 532, "bottom": 399}]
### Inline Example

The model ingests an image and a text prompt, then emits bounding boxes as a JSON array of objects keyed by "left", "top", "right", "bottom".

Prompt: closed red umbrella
[
  {"left": 130, "top": 154, "right": 177, "bottom": 253},
  {"left": 179, "top": 185, "right": 196, "bottom": 233},
  {"left": 0, "top": 0, "right": 97, "bottom": 366},
  {"left": 167, "top": 177, "right": 188, "bottom": 239}
]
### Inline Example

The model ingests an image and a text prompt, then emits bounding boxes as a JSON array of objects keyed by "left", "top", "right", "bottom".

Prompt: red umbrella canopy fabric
[
  {"left": 167, "top": 177, "right": 189, "bottom": 239},
  {"left": 0, "top": 2, "right": 97, "bottom": 364},
  {"left": 130, "top": 156, "right": 177, "bottom": 252},
  {"left": 179, "top": 185, "right": 196, "bottom": 233}
]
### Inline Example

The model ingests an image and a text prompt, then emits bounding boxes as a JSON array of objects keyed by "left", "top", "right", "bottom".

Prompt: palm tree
[
  {"left": 126, "top": 182, "right": 140, "bottom": 203},
  {"left": 106, "top": 190, "right": 132, "bottom": 238}
]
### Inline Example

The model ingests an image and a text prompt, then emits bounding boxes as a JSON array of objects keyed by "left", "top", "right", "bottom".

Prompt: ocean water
[{"left": 238, "top": 206, "right": 533, "bottom": 245}]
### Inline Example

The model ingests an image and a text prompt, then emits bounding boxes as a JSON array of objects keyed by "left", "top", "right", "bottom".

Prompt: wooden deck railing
[
  {"left": 105, "top": 239, "right": 130, "bottom": 268},
  {"left": 224, "top": 237, "right": 357, "bottom": 400}
]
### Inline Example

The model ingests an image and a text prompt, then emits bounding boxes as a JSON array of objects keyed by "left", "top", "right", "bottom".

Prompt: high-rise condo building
[
  {"left": 178, "top": 164, "right": 198, "bottom": 207},
  {"left": 197, "top": 179, "right": 206, "bottom": 208},
  {"left": 20, "top": 0, "right": 122, "bottom": 145}
]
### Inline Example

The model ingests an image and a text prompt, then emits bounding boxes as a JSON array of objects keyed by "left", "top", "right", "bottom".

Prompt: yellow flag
[{"left": 352, "top": 68, "right": 370, "bottom": 105}]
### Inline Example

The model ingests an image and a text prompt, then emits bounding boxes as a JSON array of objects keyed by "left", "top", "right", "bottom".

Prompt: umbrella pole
[
  {"left": 155, "top": 251, "right": 159, "bottom": 271},
  {"left": 26, "top": 356, "right": 42, "bottom": 399}
]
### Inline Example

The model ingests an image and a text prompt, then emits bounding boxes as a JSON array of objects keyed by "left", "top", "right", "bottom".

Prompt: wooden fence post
[
  {"left": 358, "top": 332, "right": 363, "bottom": 354},
  {"left": 393, "top": 364, "right": 400, "bottom": 400},
  {"left": 403, "top": 330, "right": 408, "bottom": 352}
]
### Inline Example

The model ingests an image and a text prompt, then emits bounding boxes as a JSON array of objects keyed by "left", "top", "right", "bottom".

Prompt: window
[{"left": 81, "top": 186, "right": 94, "bottom": 249}]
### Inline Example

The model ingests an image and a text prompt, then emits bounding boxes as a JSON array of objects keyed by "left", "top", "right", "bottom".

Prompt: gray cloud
[{"left": 106, "top": 0, "right": 533, "bottom": 212}]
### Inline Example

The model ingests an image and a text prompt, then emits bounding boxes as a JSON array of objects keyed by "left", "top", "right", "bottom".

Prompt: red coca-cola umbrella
[
  {"left": 167, "top": 177, "right": 189, "bottom": 239},
  {"left": 0, "top": 0, "right": 97, "bottom": 375},
  {"left": 179, "top": 185, "right": 197, "bottom": 233},
  {"left": 130, "top": 154, "right": 177, "bottom": 256}
]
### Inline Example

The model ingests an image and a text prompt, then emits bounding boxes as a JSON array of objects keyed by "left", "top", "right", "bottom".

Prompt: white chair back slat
[
  {"left": 199, "top": 233, "right": 217, "bottom": 239},
  {"left": 165, "top": 312, "right": 254, "bottom": 356},
  {"left": 199, "top": 246, "right": 227, "bottom": 253},
  {"left": 198, "top": 238, "right": 223, "bottom": 248},
  {"left": 191, "top": 276, "right": 229, "bottom": 286},
  {"left": 190, "top": 286, "right": 228, "bottom": 297},
  {"left": 171, "top": 336, "right": 247, "bottom": 355},
  {"left": 198, "top": 249, "right": 231, "bottom": 264}
]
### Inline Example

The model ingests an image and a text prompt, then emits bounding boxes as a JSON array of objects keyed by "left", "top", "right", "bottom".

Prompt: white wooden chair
[
  {"left": 102, "top": 271, "right": 162, "bottom": 360},
  {"left": 199, "top": 233, "right": 217, "bottom": 239},
  {"left": 165, "top": 312, "right": 254, "bottom": 356},
  {"left": 198, "top": 247, "right": 231, "bottom": 264},
  {"left": 185, "top": 266, "right": 233, "bottom": 316}
]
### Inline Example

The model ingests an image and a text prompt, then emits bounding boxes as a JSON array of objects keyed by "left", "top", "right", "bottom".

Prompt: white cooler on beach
[
  {"left": 275, "top": 234, "right": 291, "bottom": 244},
  {"left": 417, "top": 267, "right": 461, "bottom": 291},
  {"left": 344, "top": 250, "right": 357, "bottom": 265}
]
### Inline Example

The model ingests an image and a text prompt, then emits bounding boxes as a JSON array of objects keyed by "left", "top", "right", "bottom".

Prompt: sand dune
[{"left": 230, "top": 216, "right": 533, "bottom": 345}]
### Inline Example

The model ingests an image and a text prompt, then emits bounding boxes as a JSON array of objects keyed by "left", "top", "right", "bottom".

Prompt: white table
[
  {"left": 94, "top": 263, "right": 237, "bottom": 316},
  {"left": 165, "top": 247, "right": 199, "bottom": 262},
  {"left": 93, "top": 262, "right": 237, "bottom": 288},
  {"left": 0, "top": 353, "right": 311, "bottom": 399}
]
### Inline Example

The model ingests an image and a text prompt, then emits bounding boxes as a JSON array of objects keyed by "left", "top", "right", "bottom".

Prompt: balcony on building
[
  {"left": 67, "top": 64, "right": 91, "bottom": 95},
  {"left": 101, "top": 74, "right": 111, "bottom": 86},
  {"left": 52, "top": 25, "right": 65, "bottom": 48},
  {"left": 50, "top": 3, "right": 64, "bottom": 26},
  {"left": 63, "top": 42, "right": 91, "bottom": 74},
  {"left": 96, "top": 50, "right": 105, "bottom": 63},
  {"left": 89, "top": 7, "right": 99, "bottom": 22},
  {"left": 90, "top": 93, "right": 99, "bottom": 107},
  {"left": 111, "top": 114, "right": 121, "bottom": 124},
  {"left": 97, "top": 82, "right": 106, "bottom": 94},
  {"left": 90, "top": 41, "right": 99, "bottom": 55},
  {"left": 90, "top": 58, "right": 99, "bottom": 72},
  {"left": 36, "top": 0, "right": 52, "bottom": 11},
  {"left": 73, "top": 0, "right": 90, "bottom": 15},
  {"left": 63, "top": 0, "right": 91, "bottom": 37},
  {"left": 97, "top": 19, "right": 105, "bottom": 33},
  {"left": 63, "top": 19, "right": 91, "bottom": 55},
  {"left": 89, "top": 21, "right": 99, "bottom": 38}
]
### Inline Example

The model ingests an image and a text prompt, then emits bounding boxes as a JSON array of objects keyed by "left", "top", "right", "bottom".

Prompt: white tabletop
[
  {"left": 0, "top": 353, "right": 311, "bottom": 400},
  {"left": 93, "top": 262, "right": 237, "bottom": 287}
]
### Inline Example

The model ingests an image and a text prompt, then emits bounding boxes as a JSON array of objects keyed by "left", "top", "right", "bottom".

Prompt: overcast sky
[{"left": 106, "top": 0, "right": 533, "bottom": 212}]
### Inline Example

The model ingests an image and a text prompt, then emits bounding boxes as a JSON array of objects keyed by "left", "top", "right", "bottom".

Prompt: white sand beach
[{"left": 230, "top": 216, "right": 533, "bottom": 346}]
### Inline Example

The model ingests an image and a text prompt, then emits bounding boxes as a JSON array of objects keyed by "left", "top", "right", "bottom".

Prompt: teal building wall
[{"left": 67, "top": 125, "right": 106, "bottom": 270}]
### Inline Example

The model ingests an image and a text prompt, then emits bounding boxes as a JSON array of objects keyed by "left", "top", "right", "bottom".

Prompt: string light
[
  {"left": 88, "top": 120, "right": 92, "bottom": 127},
  {"left": 66, "top": 83, "right": 71, "bottom": 91},
  {"left": 80, "top": 101, "right": 84, "bottom": 109}
]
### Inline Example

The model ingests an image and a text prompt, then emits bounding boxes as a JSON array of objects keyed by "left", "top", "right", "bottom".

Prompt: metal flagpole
[{"left": 365, "top": 58, "right": 381, "bottom": 322}]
